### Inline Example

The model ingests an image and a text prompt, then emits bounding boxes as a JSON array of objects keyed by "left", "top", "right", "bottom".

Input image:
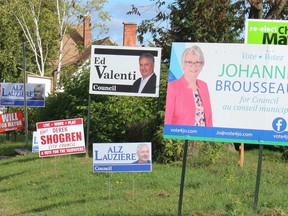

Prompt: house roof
[{"left": 55, "top": 25, "right": 117, "bottom": 69}]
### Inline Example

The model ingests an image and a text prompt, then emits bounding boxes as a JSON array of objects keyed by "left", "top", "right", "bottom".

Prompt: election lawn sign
[
  {"left": 93, "top": 143, "right": 152, "bottom": 172},
  {"left": 27, "top": 74, "right": 53, "bottom": 97},
  {"left": 245, "top": 19, "right": 288, "bottom": 45},
  {"left": 36, "top": 118, "right": 85, "bottom": 157},
  {"left": 164, "top": 42, "right": 288, "bottom": 146},
  {"left": 0, "top": 83, "right": 45, "bottom": 107},
  {"left": 89, "top": 46, "right": 162, "bottom": 97},
  {"left": 0, "top": 111, "right": 24, "bottom": 133},
  {"left": 32, "top": 131, "right": 39, "bottom": 153}
]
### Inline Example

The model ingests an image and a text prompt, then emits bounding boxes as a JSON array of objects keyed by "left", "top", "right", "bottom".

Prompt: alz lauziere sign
[
  {"left": 93, "top": 142, "right": 152, "bottom": 173},
  {"left": 164, "top": 42, "right": 288, "bottom": 146}
]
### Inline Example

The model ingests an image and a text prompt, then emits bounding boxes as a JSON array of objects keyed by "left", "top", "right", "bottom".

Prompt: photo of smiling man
[
  {"left": 132, "top": 144, "right": 151, "bottom": 164},
  {"left": 131, "top": 53, "right": 157, "bottom": 94}
]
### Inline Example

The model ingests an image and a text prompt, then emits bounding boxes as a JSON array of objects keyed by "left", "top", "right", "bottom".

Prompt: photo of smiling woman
[{"left": 164, "top": 45, "right": 213, "bottom": 126}]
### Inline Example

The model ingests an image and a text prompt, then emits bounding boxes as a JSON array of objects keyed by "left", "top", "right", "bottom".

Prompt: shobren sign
[
  {"left": 163, "top": 42, "right": 288, "bottom": 146},
  {"left": 245, "top": 19, "right": 288, "bottom": 45},
  {"left": 37, "top": 118, "right": 86, "bottom": 157},
  {"left": 89, "top": 45, "right": 162, "bottom": 97}
]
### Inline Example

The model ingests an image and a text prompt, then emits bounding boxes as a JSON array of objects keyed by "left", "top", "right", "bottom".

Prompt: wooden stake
[{"left": 239, "top": 143, "right": 244, "bottom": 167}]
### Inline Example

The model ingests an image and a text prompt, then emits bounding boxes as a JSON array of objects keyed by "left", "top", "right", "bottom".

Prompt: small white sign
[{"left": 32, "top": 131, "right": 39, "bottom": 153}]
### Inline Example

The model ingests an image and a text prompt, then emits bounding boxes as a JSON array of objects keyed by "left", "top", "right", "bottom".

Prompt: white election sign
[
  {"left": 37, "top": 118, "right": 86, "bottom": 157},
  {"left": 89, "top": 46, "right": 162, "bottom": 97}
]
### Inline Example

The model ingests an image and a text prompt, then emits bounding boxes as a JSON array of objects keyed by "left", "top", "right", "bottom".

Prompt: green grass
[{"left": 1, "top": 142, "right": 288, "bottom": 215}]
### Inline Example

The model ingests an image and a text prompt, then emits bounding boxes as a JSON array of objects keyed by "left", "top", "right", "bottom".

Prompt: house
[
  {"left": 54, "top": 17, "right": 137, "bottom": 90},
  {"left": 58, "top": 17, "right": 137, "bottom": 68}
]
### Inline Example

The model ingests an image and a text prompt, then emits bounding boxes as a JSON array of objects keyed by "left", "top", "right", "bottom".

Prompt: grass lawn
[{"left": 1, "top": 141, "right": 288, "bottom": 215}]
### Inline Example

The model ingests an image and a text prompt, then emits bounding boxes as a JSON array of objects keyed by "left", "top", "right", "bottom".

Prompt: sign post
[
  {"left": 245, "top": 19, "right": 288, "bottom": 214},
  {"left": 23, "top": 42, "right": 28, "bottom": 146},
  {"left": 177, "top": 140, "right": 189, "bottom": 216},
  {"left": 164, "top": 41, "right": 288, "bottom": 214}
]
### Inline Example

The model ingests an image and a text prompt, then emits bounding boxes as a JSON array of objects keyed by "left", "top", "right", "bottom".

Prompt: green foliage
[
  {"left": 198, "top": 141, "right": 226, "bottom": 165},
  {"left": 280, "top": 147, "right": 288, "bottom": 161},
  {"left": 186, "top": 141, "right": 226, "bottom": 167},
  {"left": 25, "top": 59, "right": 184, "bottom": 162},
  {"left": 152, "top": 114, "right": 183, "bottom": 163},
  {"left": 0, "top": 3, "right": 23, "bottom": 82},
  {"left": 135, "top": 0, "right": 247, "bottom": 60},
  {"left": 4, "top": 0, "right": 59, "bottom": 76},
  {"left": 34, "top": 64, "right": 157, "bottom": 151}
]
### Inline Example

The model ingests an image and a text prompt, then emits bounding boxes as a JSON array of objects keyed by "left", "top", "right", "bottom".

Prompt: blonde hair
[{"left": 181, "top": 45, "right": 205, "bottom": 67}]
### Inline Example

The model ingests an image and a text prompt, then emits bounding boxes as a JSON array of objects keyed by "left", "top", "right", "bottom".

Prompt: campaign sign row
[{"left": 34, "top": 118, "right": 151, "bottom": 172}]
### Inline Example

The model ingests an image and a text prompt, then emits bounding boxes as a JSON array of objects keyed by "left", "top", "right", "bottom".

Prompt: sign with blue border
[
  {"left": 0, "top": 83, "right": 45, "bottom": 107},
  {"left": 32, "top": 131, "right": 39, "bottom": 153},
  {"left": 93, "top": 143, "right": 152, "bottom": 173},
  {"left": 164, "top": 42, "right": 288, "bottom": 146}
]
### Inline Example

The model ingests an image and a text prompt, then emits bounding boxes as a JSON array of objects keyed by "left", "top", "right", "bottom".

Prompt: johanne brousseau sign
[{"left": 163, "top": 42, "right": 288, "bottom": 146}]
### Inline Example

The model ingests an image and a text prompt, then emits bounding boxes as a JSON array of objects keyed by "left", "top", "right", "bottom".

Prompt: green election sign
[{"left": 245, "top": 19, "right": 288, "bottom": 45}]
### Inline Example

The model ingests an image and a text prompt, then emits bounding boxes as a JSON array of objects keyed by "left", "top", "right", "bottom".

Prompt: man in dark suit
[{"left": 131, "top": 53, "right": 157, "bottom": 94}]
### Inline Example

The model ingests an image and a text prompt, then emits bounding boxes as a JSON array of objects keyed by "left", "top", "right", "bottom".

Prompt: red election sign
[
  {"left": 36, "top": 118, "right": 86, "bottom": 157},
  {"left": 0, "top": 111, "right": 24, "bottom": 133}
]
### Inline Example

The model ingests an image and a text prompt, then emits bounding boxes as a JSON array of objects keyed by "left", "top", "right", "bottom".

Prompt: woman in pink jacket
[{"left": 164, "top": 45, "right": 213, "bottom": 126}]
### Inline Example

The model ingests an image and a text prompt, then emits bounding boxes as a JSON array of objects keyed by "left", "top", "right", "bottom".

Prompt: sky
[{"left": 92, "top": 0, "right": 172, "bottom": 46}]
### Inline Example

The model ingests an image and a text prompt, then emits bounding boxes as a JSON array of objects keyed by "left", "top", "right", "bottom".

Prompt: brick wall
[
  {"left": 83, "top": 16, "right": 92, "bottom": 48},
  {"left": 123, "top": 22, "right": 137, "bottom": 46}
]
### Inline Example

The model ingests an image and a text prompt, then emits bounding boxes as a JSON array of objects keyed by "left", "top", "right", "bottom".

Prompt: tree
[
  {"left": 248, "top": 0, "right": 288, "bottom": 19},
  {"left": 5, "top": 0, "right": 59, "bottom": 77},
  {"left": 4, "top": 0, "right": 110, "bottom": 81},
  {"left": 54, "top": 0, "right": 110, "bottom": 89},
  {"left": 129, "top": 0, "right": 288, "bottom": 59},
  {"left": 0, "top": 2, "right": 24, "bottom": 82},
  {"left": 129, "top": 0, "right": 247, "bottom": 60}
]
